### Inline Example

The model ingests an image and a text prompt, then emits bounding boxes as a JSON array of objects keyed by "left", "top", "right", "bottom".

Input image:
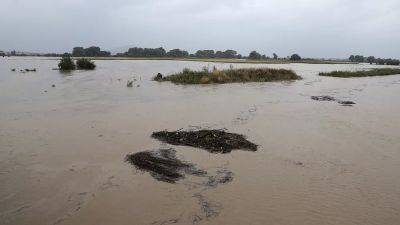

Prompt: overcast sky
[{"left": 1, "top": 0, "right": 399, "bottom": 58}]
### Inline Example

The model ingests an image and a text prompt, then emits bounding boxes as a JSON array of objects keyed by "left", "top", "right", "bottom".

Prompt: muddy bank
[
  {"left": 151, "top": 129, "right": 257, "bottom": 153},
  {"left": 125, "top": 148, "right": 206, "bottom": 183},
  {"left": 311, "top": 95, "right": 355, "bottom": 106}
]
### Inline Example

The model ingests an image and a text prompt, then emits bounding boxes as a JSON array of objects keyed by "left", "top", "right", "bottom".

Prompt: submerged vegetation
[
  {"left": 154, "top": 67, "right": 301, "bottom": 84},
  {"left": 58, "top": 55, "right": 76, "bottom": 71},
  {"left": 319, "top": 68, "right": 400, "bottom": 77},
  {"left": 76, "top": 58, "right": 96, "bottom": 70},
  {"left": 58, "top": 55, "right": 96, "bottom": 71}
]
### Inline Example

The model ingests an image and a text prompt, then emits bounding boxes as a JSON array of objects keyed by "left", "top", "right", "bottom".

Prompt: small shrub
[
  {"left": 58, "top": 55, "right": 76, "bottom": 71},
  {"left": 76, "top": 58, "right": 96, "bottom": 70}
]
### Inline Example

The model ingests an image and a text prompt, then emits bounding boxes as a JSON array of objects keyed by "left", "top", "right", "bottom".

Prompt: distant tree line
[
  {"left": 114, "top": 47, "right": 301, "bottom": 60},
  {"left": 349, "top": 55, "right": 400, "bottom": 65},
  {"left": 117, "top": 47, "right": 167, "bottom": 57},
  {"left": 72, "top": 46, "right": 111, "bottom": 57},
  {"left": 194, "top": 49, "right": 240, "bottom": 58}
]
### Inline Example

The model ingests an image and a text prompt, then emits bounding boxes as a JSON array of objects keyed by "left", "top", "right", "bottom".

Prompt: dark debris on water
[
  {"left": 311, "top": 95, "right": 356, "bottom": 106},
  {"left": 151, "top": 129, "right": 258, "bottom": 153},
  {"left": 125, "top": 148, "right": 206, "bottom": 183}
]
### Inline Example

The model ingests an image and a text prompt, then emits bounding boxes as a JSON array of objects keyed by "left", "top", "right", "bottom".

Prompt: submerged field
[
  {"left": 1, "top": 58, "right": 400, "bottom": 225},
  {"left": 154, "top": 67, "right": 301, "bottom": 84},
  {"left": 319, "top": 68, "right": 400, "bottom": 77}
]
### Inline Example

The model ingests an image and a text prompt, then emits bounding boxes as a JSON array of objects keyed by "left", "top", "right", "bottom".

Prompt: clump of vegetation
[
  {"left": 319, "top": 68, "right": 400, "bottom": 77},
  {"left": 151, "top": 129, "right": 258, "bottom": 153},
  {"left": 153, "top": 67, "right": 301, "bottom": 84},
  {"left": 58, "top": 55, "right": 76, "bottom": 71},
  {"left": 76, "top": 58, "right": 96, "bottom": 70}
]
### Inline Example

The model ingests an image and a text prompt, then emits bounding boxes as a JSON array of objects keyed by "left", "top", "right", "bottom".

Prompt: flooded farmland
[{"left": 1, "top": 57, "right": 400, "bottom": 225}]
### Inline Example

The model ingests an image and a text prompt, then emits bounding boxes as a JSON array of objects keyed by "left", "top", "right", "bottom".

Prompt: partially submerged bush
[
  {"left": 319, "top": 68, "right": 400, "bottom": 77},
  {"left": 76, "top": 58, "right": 96, "bottom": 70},
  {"left": 58, "top": 55, "right": 75, "bottom": 71},
  {"left": 154, "top": 67, "right": 301, "bottom": 84}
]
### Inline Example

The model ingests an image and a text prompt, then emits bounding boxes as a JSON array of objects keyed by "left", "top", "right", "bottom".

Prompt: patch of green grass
[
  {"left": 154, "top": 67, "right": 301, "bottom": 84},
  {"left": 319, "top": 68, "right": 400, "bottom": 77}
]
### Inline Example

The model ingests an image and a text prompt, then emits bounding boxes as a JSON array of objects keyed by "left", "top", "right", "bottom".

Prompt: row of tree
[
  {"left": 72, "top": 46, "right": 111, "bottom": 57},
  {"left": 248, "top": 51, "right": 301, "bottom": 61},
  {"left": 349, "top": 55, "right": 400, "bottom": 65},
  {"left": 114, "top": 47, "right": 301, "bottom": 60},
  {"left": 194, "top": 49, "right": 240, "bottom": 58}
]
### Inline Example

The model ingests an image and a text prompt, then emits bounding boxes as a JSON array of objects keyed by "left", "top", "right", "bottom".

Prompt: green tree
[
  {"left": 273, "top": 53, "right": 278, "bottom": 60},
  {"left": 166, "top": 49, "right": 189, "bottom": 57},
  {"left": 223, "top": 50, "right": 237, "bottom": 58},
  {"left": 290, "top": 54, "right": 301, "bottom": 61},
  {"left": 195, "top": 50, "right": 215, "bottom": 58},
  {"left": 349, "top": 55, "right": 355, "bottom": 62},
  {"left": 366, "top": 56, "right": 375, "bottom": 64},
  {"left": 354, "top": 55, "right": 365, "bottom": 62},
  {"left": 248, "top": 51, "right": 262, "bottom": 60},
  {"left": 375, "top": 58, "right": 385, "bottom": 65},
  {"left": 385, "top": 59, "right": 400, "bottom": 65}
]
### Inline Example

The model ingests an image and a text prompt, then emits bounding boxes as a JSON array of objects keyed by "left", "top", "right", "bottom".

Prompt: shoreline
[{"left": 2, "top": 56, "right": 357, "bottom": 64}]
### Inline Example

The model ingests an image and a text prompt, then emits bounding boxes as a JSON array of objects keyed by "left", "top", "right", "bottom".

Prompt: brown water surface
[{"left": 1, "top": 57, "right": 400, "bottom": 225}]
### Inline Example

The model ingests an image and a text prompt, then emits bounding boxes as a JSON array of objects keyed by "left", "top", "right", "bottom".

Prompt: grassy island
[
  {"left": 319, "top": 68, "right": 400, "bottom": 78},
  {"left": 154, "top": 67, "right": 301, "bottom": 84}
]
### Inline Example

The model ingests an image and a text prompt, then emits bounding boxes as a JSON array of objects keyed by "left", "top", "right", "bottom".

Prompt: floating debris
[
  {"left": 52, "top": 84, "right": 56, "bottom": 88},
  {"left": 205, "top": 169, "right": 234, "bottom": 188},
  {"left": 338, "top": 100, "right": 356, "bottom": 106},
  {"left": 125, "top": 149, "right": 206, "bottom": 183},
  {"left": 11, "top": 68, "right": 16, "bottom": 72},
  {"left": 127, "top": 80, "right": 133, "bottom": 87},
  {"left": 24, "top": 68, "right": 36, "bottom": 72},
  {"left": 152, "top": 129, "right": 257, "bottom": 153},
  {"left": 192, "top": 194, "right": 222, "bottom": 223},
  {"left": 311, "top": 96, "right": 356, "bottom": 106},
  {"left": 311, "top": 95, "right": 336, "bottom": 101}
]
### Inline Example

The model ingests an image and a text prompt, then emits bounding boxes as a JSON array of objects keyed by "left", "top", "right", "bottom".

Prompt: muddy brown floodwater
[{"left": 1, "top": 57, "right": 400, "bottom": 225}]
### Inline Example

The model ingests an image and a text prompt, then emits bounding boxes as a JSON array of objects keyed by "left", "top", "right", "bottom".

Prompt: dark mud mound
[
  {"left": 311, "top": 95, "right": 336, "bottom": 101},
  {"left": 125, "top": 149, "right": 206, "bottom": 183},
  {"left": 151, "top": 129, "right": 257, "bottom": 153}
]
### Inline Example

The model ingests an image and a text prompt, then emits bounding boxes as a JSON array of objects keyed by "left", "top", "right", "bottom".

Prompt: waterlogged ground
[{"left": 1, "top": 57, "right": 400, "bottom": 225}]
